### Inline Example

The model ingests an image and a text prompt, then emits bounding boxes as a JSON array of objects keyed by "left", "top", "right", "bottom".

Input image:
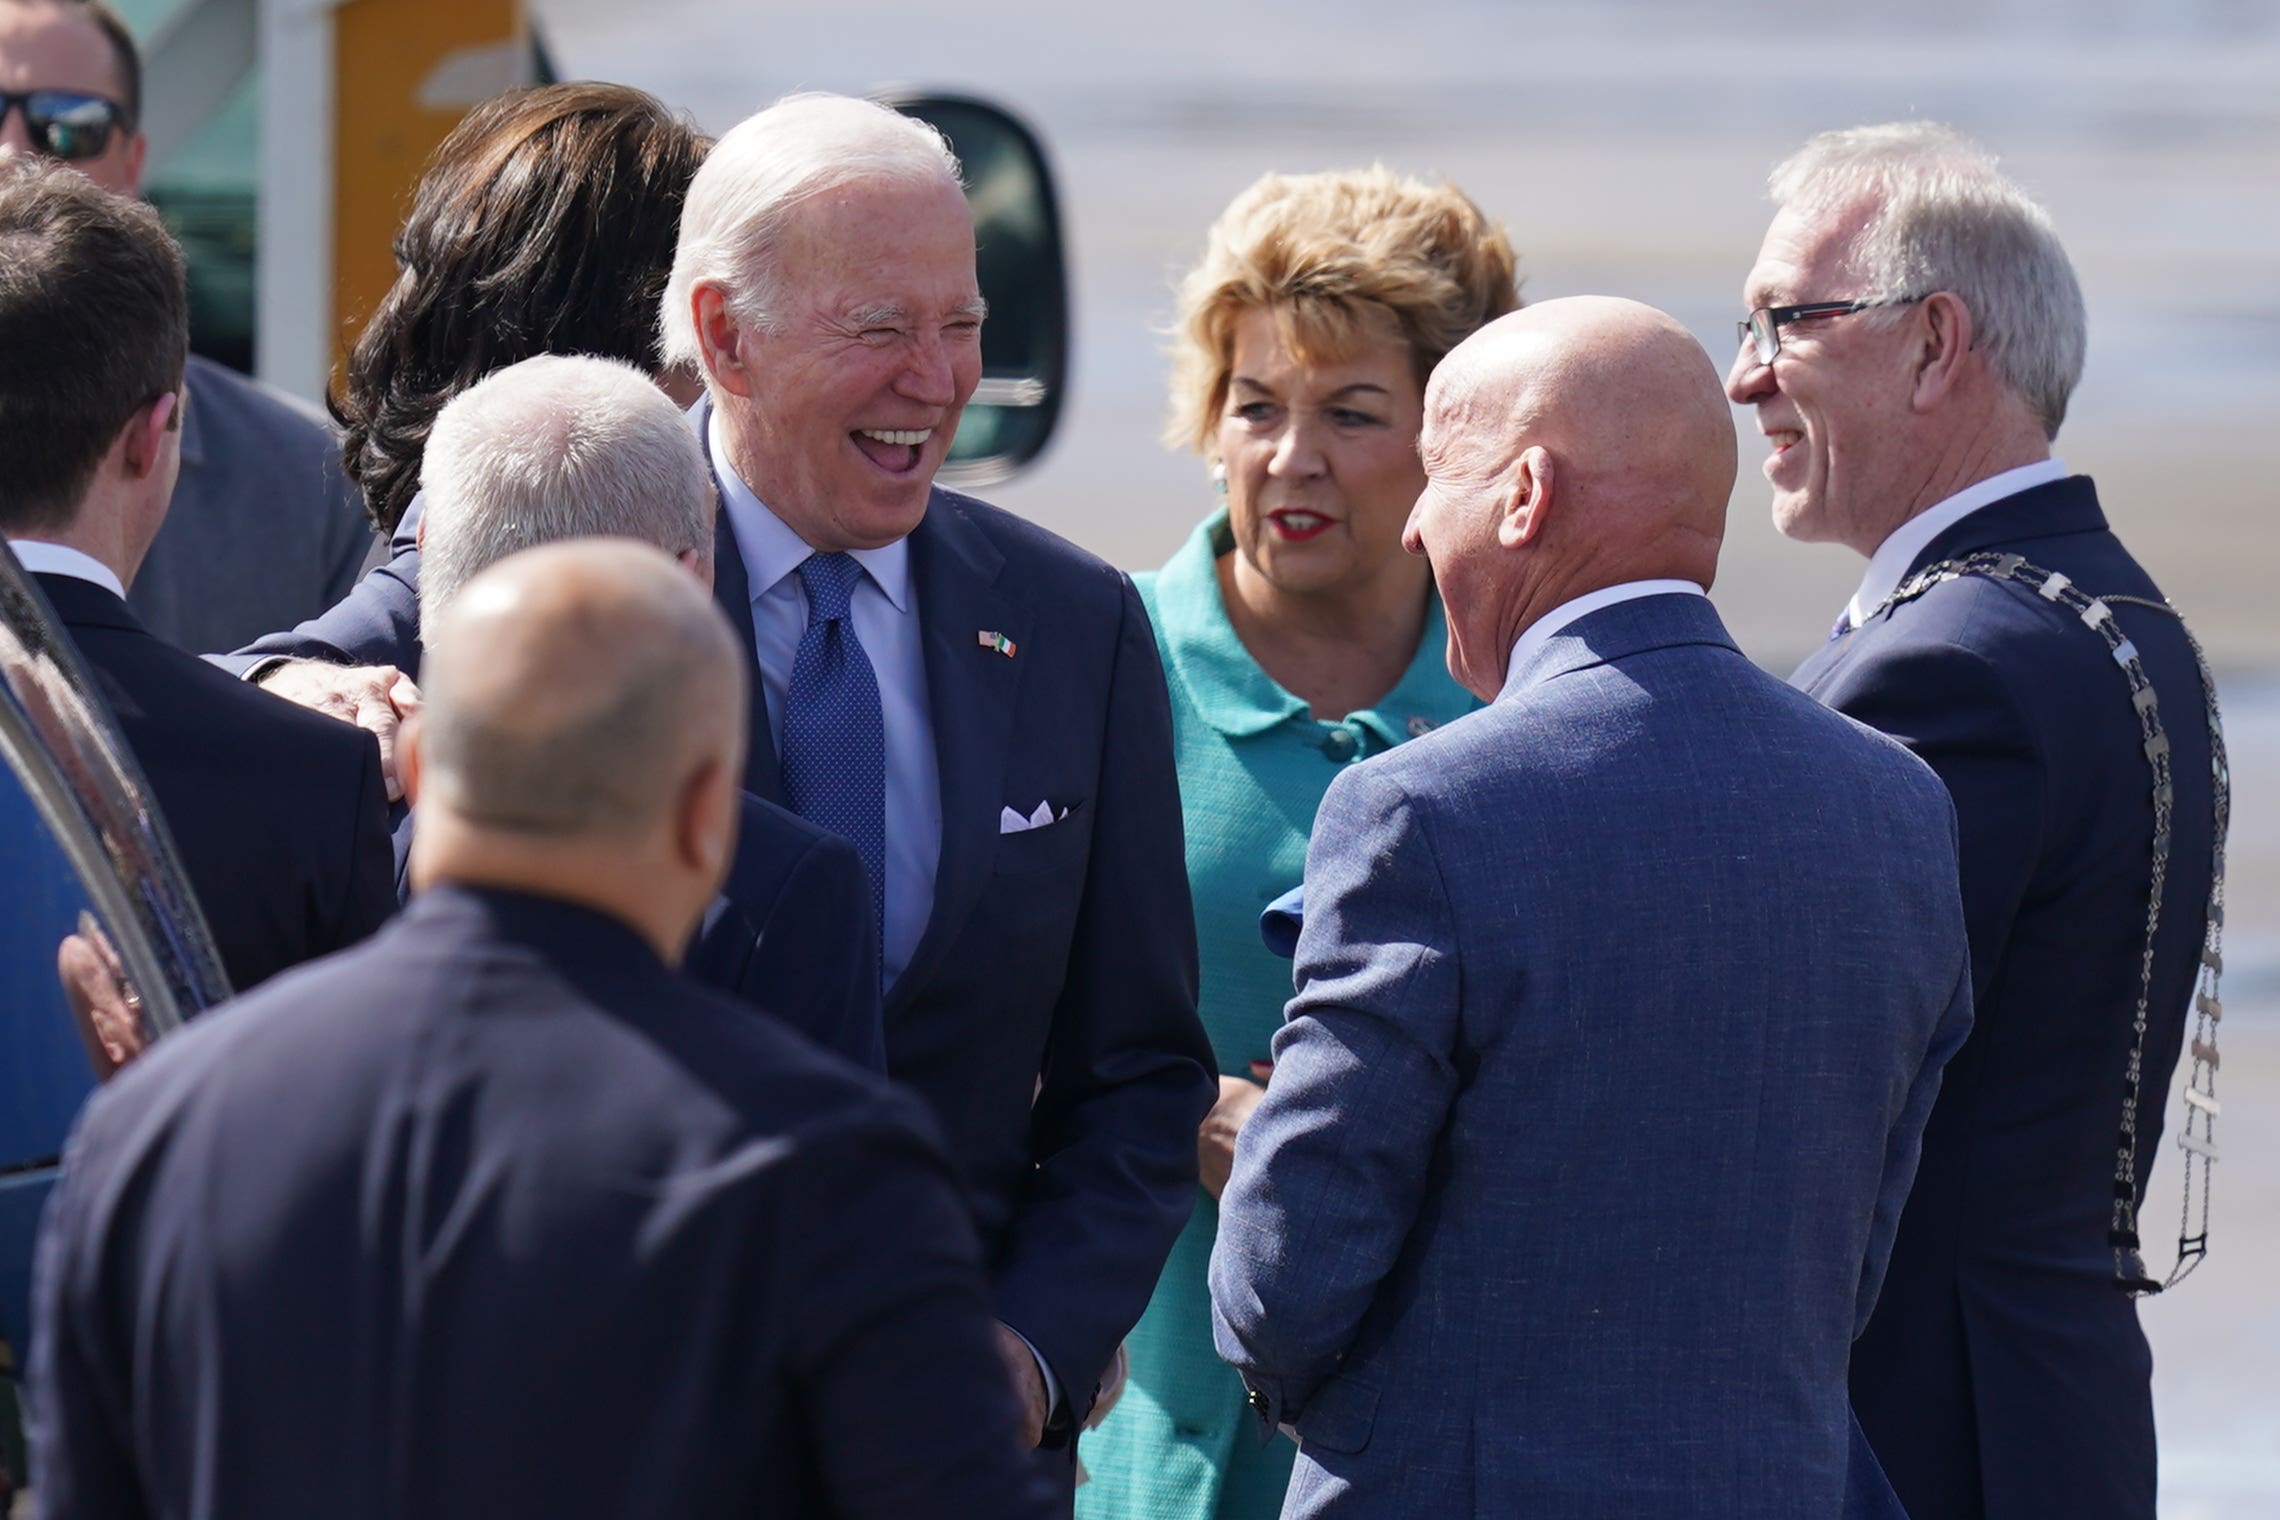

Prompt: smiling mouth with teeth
[{"left": 853, "top": 426, "right": 934, "bottom": 474}]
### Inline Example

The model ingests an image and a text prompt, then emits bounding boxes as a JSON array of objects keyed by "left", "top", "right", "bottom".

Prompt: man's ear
[
  {"left": 1909, "top": 292, "right": 1975, "bottom": 414},
  {"left": 1498, "top": 446, "right": 1553, "bottom": 550},
  {"left": 118, "top": 392, "right": 179, "bottom": 481},
  {"left": 692, "top": 285, "right": 756, "bottom": 402},
  {"left": 415, "top": 512, "right": 427, "bottom": 551},
  {"left": 676, "top": 751, "right": 740, "bottom": 885},
  {"left": 396, "top": 711, "right": 424, "bottom": 808}
]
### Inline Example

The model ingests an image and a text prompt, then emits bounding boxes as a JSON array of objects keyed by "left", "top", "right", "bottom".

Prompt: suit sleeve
[
  {"left": 1858, "top": 949, "right": 1973, "bottom": 1335},
  {"left": 210, "top": 501, "right": 425, "bottom": 678},
  {"left": 989, "top": 573, "right": 1213, "bottom": 1430},
  {"left": 323, "top": 729, "right": 399, "bottom": 956},
  {"left": 1822, "top": 638, "right": 2044, "bottom": 1013},
  {"left": 745, "top": 837, "right": 885, "bottom": 1074},
  {"left": 26, "top": 1118, "right": 153, "bottom": 1519},
  {"left": 785, "top": 1095, "right": 1059, "bottom": 1519},
  {"left": 1208, "top": 762, "right": 1460, "bottom": 1427}
]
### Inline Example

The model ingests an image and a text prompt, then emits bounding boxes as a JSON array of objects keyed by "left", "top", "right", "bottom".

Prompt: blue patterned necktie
[{"left": 780, "top": 552, "right": 886, "bottom": 945}]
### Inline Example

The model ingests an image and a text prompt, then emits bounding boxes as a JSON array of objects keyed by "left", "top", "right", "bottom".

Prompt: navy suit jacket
[
  {"left": 129, "top": 355, "right": 376, "bottom": 655},
  {"left": 29, "top": 886, "right": 1056, "bottom": 1519},
  {"left": 39, "top": 573, "right": 394, "bottom": 993},
  {"left": 1211, "top": 594, "right": 1974, "bottom": 1520},
  {"left": 1792, "top": 476, "right": 2220, "bottom": 1520},
  {"left": 389, "top": 793, "right": 884, "bottom": 1072},
  {"left": 217, "top": 399, "right": 1216, "bottom": 1424}
]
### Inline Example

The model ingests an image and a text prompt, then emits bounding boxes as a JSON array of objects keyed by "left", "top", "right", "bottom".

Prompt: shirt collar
[
  {"left": 6, "top": 539, "right": 127, "bottom": 600},
  {"left": 1848, "top": 458, "right": 2069, "bottom": 626},
  {"left": 706, "top": 408, "right": 911, "bottom": 612},
  {"left": 1504, "top": 578, "right": 1707, "bottom": 685},
  {"left": 1150, "top": 509, "right": 1474, "bottom": 741}
]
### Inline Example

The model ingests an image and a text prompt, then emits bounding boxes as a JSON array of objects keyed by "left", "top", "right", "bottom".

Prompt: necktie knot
[{"left": 797, "top": 552, "right": 863, "bottom": 627}]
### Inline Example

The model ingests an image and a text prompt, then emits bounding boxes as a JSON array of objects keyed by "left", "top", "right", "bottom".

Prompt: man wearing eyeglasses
[
  {"left": 0, "top": 0, "right": 372, "bottom": 655},
  {"left": 1728, "top": 123, "right": 2223, "bottom": 1520}
]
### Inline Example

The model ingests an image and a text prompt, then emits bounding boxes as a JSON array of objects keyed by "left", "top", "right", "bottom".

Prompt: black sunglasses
[
  {"left": 0, "top": 89, "right": 130, "bottom": 163},
  {"left": 1736, "top": 296, "right": 1923, "bottom": 365}
]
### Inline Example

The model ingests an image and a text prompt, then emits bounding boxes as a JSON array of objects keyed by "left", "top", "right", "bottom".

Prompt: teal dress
[{"left": 1076, "top": 511, "right": 1477, "bottom": 1520}]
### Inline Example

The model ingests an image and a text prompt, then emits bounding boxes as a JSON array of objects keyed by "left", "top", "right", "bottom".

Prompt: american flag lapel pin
[{"left": 977, "top": 629, "right": 1017, "bottom": 657}]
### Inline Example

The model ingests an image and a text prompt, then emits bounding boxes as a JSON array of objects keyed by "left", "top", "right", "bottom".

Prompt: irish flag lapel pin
[{"left": 977, "top": 629, "right": 1017, "bottom": 657}]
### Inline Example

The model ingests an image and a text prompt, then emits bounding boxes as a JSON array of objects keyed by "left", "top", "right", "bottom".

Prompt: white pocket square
[{"left": 999, "top": 800, "right": 1071, "bottom": 834}]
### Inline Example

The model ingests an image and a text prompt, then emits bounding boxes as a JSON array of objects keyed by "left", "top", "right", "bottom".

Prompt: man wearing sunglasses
[
  {"left": 0, "top": 0, "right": 372, "bottom": 655},
  {"left": 1728, "top": 123, "right": 2223, "bottom": 1520}
]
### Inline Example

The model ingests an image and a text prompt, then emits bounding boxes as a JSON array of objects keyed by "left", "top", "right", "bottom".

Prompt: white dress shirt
[
  {"left": 6, "top": 539, "right": 126, "bottom": 599},
  {"left": 1846, "top": 458, "right": 2070, "bottom": 628},
  {"left": 708, "top": 415, "right": 943, "bottom": 991},
  {"left": 1504, "top": 578, "right": 1709, "bottom": 686},
  {"left": 709, "top": 418, "right": 1068, "bottom": 1421}
]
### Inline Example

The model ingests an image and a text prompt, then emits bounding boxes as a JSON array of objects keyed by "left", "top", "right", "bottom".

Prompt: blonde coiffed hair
[{"left": 1164, "top": 166, "right": 1521, "bottom": 455}]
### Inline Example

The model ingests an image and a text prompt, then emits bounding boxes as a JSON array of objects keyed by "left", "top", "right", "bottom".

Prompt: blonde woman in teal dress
[{"left": 1077, "top": 166, "right": 1519, "bottom": 1520}]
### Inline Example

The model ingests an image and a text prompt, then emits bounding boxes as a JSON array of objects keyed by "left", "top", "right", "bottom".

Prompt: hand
[
  {"left": 993, "top": 1322, "right": 1050, "bottom": 1449},
  {"left": 58, "top": 916, "right": 145, "bottom": 1078},
  {"left": 257, "top": 661, "right": 422, "bottom": 800},
  {"left": 1199, "top": 1072, "right": 1268, "bottom": 1201}
]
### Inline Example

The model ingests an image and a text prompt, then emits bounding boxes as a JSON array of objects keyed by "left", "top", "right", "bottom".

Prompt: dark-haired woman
[{"left": 223, "top": 80, "right": 707, "bottom": 684}]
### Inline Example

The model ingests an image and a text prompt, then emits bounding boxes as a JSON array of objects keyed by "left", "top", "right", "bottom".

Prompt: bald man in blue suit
[{"left": 1213, "top": 300, "right": 1972, "bottom": 1519}]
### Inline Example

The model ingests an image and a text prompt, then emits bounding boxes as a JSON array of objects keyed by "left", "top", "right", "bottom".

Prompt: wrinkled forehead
[
  {"left": 780, "top": 175, "right": 978, "bottom": 300},
  {"left": 1742, "top": 197, "right": 1876, "bottom": 306}
]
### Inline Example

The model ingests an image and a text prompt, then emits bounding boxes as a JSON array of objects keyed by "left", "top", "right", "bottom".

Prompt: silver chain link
[{"left": 1872, "top": 554, "right": 2228, "bottom": 1295}]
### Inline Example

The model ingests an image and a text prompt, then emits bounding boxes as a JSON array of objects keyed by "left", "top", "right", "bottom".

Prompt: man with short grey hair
[
  {"left": 1728, "top": 122, "right": 2225, "bottom": 1518},
  {"left": 31, "top": 539, "right": 1059, "bottom": 1519},
  {"left": 407, "top": 353, "right": 884, "bottom": 1071},
  {"left": 664, "top": 92, "right": 1212, "bottom": 1478},
  {"left": 416, "top": 354, "right": 713, "bottom": 645}
]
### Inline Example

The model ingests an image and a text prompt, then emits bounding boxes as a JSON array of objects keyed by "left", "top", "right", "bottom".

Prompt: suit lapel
[
  {"left": 1791, "top": 634, "right": 1848, "bottom": 696},
  {"left": 887, "top": 492, "right": 1023, "bottom": 1017},
  {"left": 693, "top": 395, "right": 785, "bottom": 805},
  {"left": 1793, "top": 476, "right": 2108, "bottom": 696}
]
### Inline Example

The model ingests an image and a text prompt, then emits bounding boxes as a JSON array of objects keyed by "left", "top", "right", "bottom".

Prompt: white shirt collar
[
  {"left": 1848, "top": 458, "right": 2069, "bottom": 627},
  {"left": 1505, "top": 578, "right": 1708, "bottom": 685},
  {"left": 706, "top": 408, "right": 912, "bottom": 612},
  {"left": 6, "top": 539, "right": 126, "bottom": 600}
]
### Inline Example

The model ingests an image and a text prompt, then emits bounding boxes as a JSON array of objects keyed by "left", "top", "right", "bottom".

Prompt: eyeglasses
[
  {"left": 1736, "top": 296, "right": 1922, "bottom": 365},
  {"left": 0, "top": 90, "right": 130, "bottom": 163}
]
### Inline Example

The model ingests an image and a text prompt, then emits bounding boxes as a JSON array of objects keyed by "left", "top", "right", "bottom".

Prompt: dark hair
[
  {"left": 332, "top": 82, "right": 708, "bottom": 533},
  {"left": 0, "top": 0, "right": 142, "bottom": 125},
  {"left": 0, "top": 158, "right": 184, "bottom": 533}
]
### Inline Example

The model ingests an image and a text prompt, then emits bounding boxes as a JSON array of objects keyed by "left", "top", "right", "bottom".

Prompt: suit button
[
  {"left": 1247, "top": 1386, "right": 1272, "bottom": 1415},
  {"left": 1321, "top": 726, "right": 1358, "bottom": 761}
]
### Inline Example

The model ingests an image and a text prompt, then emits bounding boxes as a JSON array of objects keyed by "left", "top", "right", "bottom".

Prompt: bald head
[
  {"left": 1427, "top": 296, "right": 1734, "bottom": 555},
  {"left": 1406, "top": 297, "right": 1735, "bottom": 697},
  {"left": 417, "top": 540, "right": 746, "bottom": 839}
]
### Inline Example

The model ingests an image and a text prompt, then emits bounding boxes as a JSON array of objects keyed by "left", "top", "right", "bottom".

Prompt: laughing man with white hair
[{"left": 661, "top": 93, "right": 1213, "bottom": 1487}]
